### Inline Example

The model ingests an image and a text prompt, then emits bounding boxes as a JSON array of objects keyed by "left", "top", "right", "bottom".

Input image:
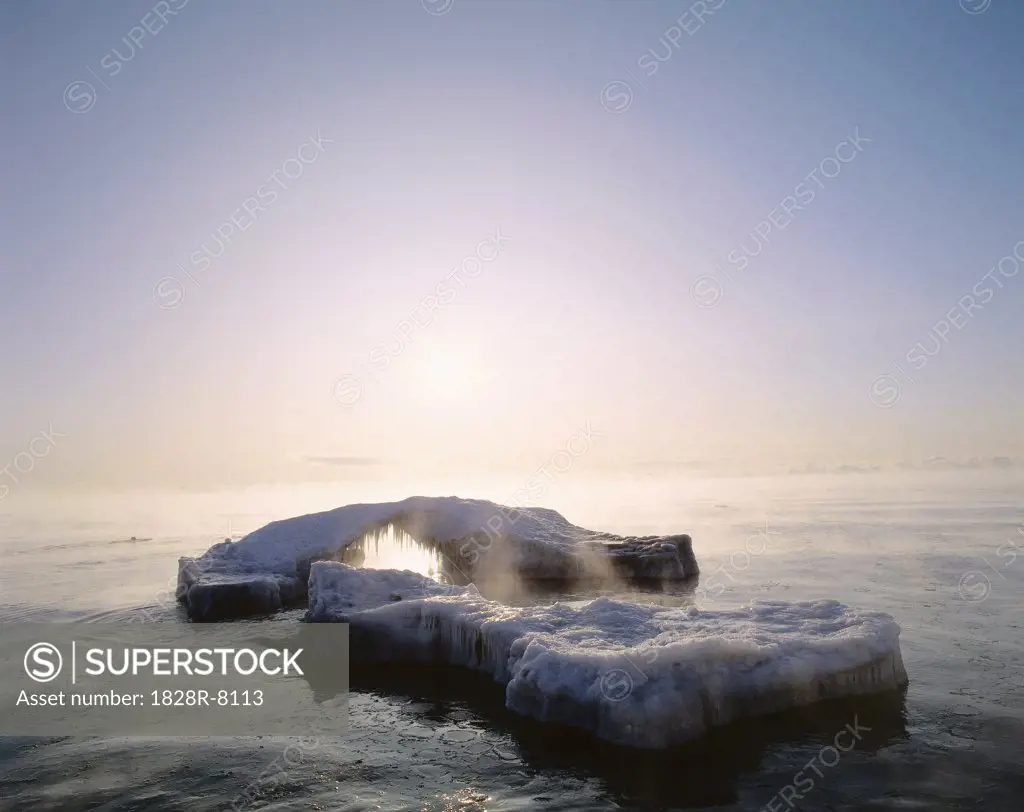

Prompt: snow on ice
[{"left": 177, "top": 496, "right": 698, "bottom": 620}]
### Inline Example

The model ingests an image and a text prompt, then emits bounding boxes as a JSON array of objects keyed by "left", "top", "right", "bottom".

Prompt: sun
[{"left": 417, "top": 346, "right": 474, "bottom": 398}]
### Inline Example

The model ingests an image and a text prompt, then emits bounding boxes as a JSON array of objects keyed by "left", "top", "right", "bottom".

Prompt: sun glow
[{"left": 416, "top": 346, "right": 477, "bottom": 400}]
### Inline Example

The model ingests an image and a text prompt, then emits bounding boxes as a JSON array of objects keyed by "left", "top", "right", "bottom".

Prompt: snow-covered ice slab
[
  {"left": 308, "top": 563, "right": 908, "bottom": 749},
  {"left": 177, "top": 496, "right": 698, "bottom": 620}
]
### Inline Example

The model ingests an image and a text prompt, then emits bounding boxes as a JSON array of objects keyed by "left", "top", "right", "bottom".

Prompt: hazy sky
[{"left": 2, "top": 0, "right": 1022, "bottom": 491}]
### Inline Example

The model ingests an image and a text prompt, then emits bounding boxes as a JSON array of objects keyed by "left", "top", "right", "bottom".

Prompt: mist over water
[{"left": 1, "top": 470, "right": 1021, "bottom": 809}]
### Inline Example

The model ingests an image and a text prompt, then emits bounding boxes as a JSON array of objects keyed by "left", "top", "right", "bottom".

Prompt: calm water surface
[{"left": 1, "top": 472, "right": 1021, "bottom": 810}]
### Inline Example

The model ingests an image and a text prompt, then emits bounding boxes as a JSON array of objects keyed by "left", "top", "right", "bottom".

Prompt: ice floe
[
  {"left": 177, "top": 496, "right": 698, "bottom": 620},
  {"left": 307, "top": 562, "right": 908, "bottom": 749}
]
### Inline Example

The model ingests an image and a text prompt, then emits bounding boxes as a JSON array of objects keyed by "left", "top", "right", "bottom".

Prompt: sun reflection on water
[{"left": 350, "top": 524, "right": 445, "bottom": 580}]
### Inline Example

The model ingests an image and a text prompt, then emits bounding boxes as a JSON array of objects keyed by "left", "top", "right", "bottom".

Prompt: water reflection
[
  {"left": 273, "top": 620, "right": 910, "bottom": 809},
  {"left": 346, "top": 663, "right": 909, "bottom": 810},
  {"left": 343, "top": 525, "right": 701, "bottom": 607}
]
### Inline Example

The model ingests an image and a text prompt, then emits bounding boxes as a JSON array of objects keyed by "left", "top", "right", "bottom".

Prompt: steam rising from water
[{"left": 343, "top": 521, "right": 693, "bottom": 607}]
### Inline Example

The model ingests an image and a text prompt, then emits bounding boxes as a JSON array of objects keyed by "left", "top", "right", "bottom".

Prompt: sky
[{"left": 1, "top": 0, "right": 1022, "bottom": 492}]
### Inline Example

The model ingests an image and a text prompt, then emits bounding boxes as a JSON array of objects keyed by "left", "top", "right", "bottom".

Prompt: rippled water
[{"left": 1, "top": 472, "right": 1021, "bottom": 810}]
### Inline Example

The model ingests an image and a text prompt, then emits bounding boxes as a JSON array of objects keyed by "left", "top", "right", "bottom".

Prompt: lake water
[{"left": 1, "top": 471, "right": 1021, "bottom": 810}]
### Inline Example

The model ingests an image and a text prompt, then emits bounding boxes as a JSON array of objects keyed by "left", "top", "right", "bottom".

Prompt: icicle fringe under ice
[{"left": 307, "top": 563, "right": 909, "bottom": 749}]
